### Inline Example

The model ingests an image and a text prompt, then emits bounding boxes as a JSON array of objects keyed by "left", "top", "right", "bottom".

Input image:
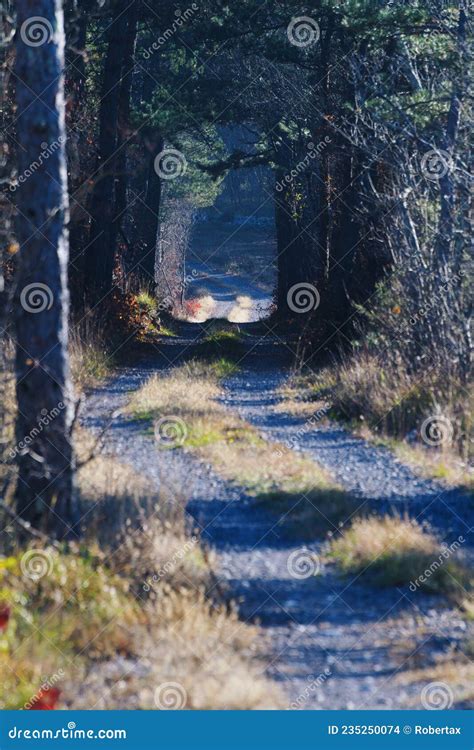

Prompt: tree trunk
[
  {"left": 436, "top": 3, "right": 467, "bottom": 277},
  {"left": 136, "top": 124, "right": 164, "bottom": 290},
  {"left": 112, "top": 1, "right": 139, "bottom": 285},
  {"left": 274, "top": 178, "right": 298, "bottom": 312},
  {"left": 84, "top": 0, "right": 129, "bottom": 305},
  {"left": 65, "top": 1, "right": 90, "bottom": 312},
  {"left": 15, "top": 0, "right": 77, "bottom": 538}
]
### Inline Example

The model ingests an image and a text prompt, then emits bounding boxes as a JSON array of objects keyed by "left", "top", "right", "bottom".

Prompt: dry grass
[
  {"left": 69, "top": 318, "right": 112, "bottom": 391},
  {"left": 275, "top": 375, "right": 332, "bottom": 419},
  {"left": 129, "top": 360, "right": 223, "bottom": 422},
  {"left": 396, "top": 661, "right": 474, "bottom": 708},
  {"left": 203, "top": 438, "right": 328, "bottom": 493},
  {"left": 72, "top": 590, "right": 281, "bottom": 709},
  {"left": 203, "top": 438, "right": 357, "bottom": 538},
  {"left": 129, "top": 360, "right": 356, "bottom": 539},
  {"left": 75, "top": 427, "right": 176, "bottom": 537},
  {"left": 386, "top": 441, "right": 473, "bottom": 492},
  {"left": 328, "top": 515, "right": 473, "bottom": 597},
  {"left": 295, "top": 352, "right": 473, "bottom": 484},
  {"left": 1, "top": 538, "right": 282, "bottom": 709},
  {"left": 0, "top": 422, "right": 282, "bottom": 710},
  {"left": 308, "top": 353, "right": 438, "bottom": 439}
]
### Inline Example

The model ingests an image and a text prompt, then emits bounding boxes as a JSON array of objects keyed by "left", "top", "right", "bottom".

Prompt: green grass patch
[
  {"left": 136, "top": 290, "right": 158, "bottom": 315},
  {"left": 328, "top": 515, "right": 474, "bottom": 598},
  {"left": 0, "top": 546, "right": 143, "bottom": 708},
  {"left": 198, "top": 324, "right": 246, "bottom": 362}
]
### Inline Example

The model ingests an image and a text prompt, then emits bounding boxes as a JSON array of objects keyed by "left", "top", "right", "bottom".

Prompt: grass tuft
[
  {"left": 328, "top": 515, "right": 473, "bottom": 597},
  {"left": 198, "top": 324, "right": 246, "bottom": 361},
  {"left": 70, "top": 319, "right": 112, "bottom": 390}
]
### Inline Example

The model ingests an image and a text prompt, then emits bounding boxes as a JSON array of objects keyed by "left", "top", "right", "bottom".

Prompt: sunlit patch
[
  {"left": 175, "top": 295, "right": 216, "bottom": 323},
  {"left": 229, "top": 295, "right": 274, "bottom": 323},
  {"left": 228, "top": 294, "right": 268, "bottom": 323},
  {"left": 179, "top": 293, "right": 273, "bottom": 323}
]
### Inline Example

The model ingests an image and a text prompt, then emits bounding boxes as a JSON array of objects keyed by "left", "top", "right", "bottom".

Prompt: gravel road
[{"left": 81, "top": 330, "right": 473, "bottom": 710}]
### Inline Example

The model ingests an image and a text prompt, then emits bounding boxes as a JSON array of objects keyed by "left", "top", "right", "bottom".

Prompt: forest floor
[{"left": 81, "top": 323, "right": 473, "bottom": 710}]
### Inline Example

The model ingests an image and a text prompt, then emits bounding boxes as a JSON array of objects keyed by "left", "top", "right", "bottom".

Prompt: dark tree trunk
[
  {"left": 84, "top": 0, "right": 129, "bottom": 305},
  {"left": 274, "top": 165, "right": 322, "bottom": 316},
  {"left": 325, "top": 148, "right": 360, "bottom": 329},
  {"left": 65, "top": 1, "right": 89, "bottom": 312},
  {"left": 274, "top": 134, "right": 311, "bottom": 314},
  {"left": 14, "top": 0, "right": 78, "bottom": 538},
  {"left": 136, "top": 126, "right": 164, "bottom": 290},
  {"left": 274, "top": 179, "right": 299, "bottom": 312},
  {"left": 112, "top": 1, "right": 139, "bottom": 285}
]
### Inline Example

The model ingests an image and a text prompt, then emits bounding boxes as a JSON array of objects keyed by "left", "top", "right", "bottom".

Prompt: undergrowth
[
  {"left": 328, "top": 515, "right": 473, "bottom": 607},
  {"left": 285, "top": 352, "right": 473, "bottom": 490}
]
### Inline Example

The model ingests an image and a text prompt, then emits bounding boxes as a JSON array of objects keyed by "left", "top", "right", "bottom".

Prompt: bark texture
[{"left": 15, "top": 0, "right": 77, "bottom": 537}]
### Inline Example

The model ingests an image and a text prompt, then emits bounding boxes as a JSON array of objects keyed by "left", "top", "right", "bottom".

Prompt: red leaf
[
  {"left": 0, "top": 604, "right": 11, "bottom": 631},
  {"left": 27, "top": 687, "right": 61, "bottom": 710}
]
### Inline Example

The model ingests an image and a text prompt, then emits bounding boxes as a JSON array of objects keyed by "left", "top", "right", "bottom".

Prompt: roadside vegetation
[
  {"left": 2, "top": 0, "right": 472, "bottom": 714},
  {"left": 0, "top": 424, "right": 281, "bottom": 710},
  {"left": 279, "top": 358, "right": 473, "bottom": 492},
  {"left": 328, "top": 516, "right": 472, "bottom": 600},
  {"left": 0, "top": 341, "right": 281, "bottom": 710}
]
